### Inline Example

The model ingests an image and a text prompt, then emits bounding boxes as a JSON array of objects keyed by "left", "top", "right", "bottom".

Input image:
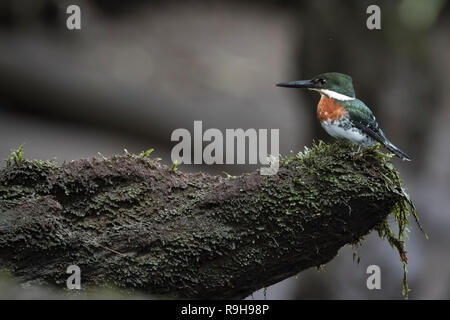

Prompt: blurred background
[{"left": 0, "top": 0, "right": 449, "bottom": 299}]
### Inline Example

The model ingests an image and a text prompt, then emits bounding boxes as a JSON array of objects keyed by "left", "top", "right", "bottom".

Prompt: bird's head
[{"left": 276, "top": 72, "right": 355, "bottom": 101}]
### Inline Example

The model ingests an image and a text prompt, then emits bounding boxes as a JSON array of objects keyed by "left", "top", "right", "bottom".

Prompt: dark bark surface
[{"left": 0, "top": 142, "right": 410, "bottom": 299}]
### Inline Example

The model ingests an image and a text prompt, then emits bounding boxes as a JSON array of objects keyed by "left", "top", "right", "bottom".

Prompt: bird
[{"left": 276, "top": 72, "right": 411, "bottom": 161}]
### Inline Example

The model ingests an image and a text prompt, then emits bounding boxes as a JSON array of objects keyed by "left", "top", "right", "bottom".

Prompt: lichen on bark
[{"left": 0, "top": 141, "right": 423, "bottom": 299}]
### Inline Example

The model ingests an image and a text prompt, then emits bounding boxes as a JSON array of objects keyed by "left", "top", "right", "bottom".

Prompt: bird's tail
[{"left": 383, "top": 140, "right": 411, "bottom": 161}]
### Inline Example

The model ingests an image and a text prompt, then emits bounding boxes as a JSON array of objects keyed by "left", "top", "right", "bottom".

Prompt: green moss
[
  {"left": 0, "top": 142, "right": 425, "bottom": 299},
  {"left": 169, "top": 160, "right": 178, "bottom": 172},
  {"left": 374, "top": 186, "right": 426, "bottom": 299},
  {"left": 139, "top": 148, "right": 154, "bottom": 158},
  {"left": 5, "top": 144, "right": 25, "bottom": 166},
  {"left": 281, "top": 140, "right": 426, "bottom": 299}
]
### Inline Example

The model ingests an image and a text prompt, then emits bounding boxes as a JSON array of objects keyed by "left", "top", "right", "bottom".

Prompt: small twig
[{"left": 100, "top": 245, "right": 128, "bottom": 257}]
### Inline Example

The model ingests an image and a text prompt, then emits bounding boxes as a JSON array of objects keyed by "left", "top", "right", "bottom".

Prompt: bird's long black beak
[{"left": 276, "top": 79, "right": 314, "bottom": 89}]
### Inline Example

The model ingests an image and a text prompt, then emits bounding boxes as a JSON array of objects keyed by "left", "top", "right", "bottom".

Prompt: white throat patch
[{"left": 311, "top": 89, "right": 355, "bottom": 101}]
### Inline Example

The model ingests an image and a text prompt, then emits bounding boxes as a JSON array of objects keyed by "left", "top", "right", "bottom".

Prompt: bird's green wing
[
  {"left": 343, "top": 99, "right": 411, "bottom": 160},
  {"left": 342, "top": 99, "right": 388, "bottom": 144}
]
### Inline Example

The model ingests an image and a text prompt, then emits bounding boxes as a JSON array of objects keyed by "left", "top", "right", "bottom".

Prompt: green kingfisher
[{"left": 276, "top": 72, "right": 411, "bottom": 161}]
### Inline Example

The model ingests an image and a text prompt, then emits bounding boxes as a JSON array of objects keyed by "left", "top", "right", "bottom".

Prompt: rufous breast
[{"left": 317, "top": 95, "right": 347, "bottom": 122}]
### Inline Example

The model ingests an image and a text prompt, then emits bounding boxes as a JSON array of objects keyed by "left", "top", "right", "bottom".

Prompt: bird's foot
[{"left": 349, "top": 145, "right": 362, "bottom": 157}]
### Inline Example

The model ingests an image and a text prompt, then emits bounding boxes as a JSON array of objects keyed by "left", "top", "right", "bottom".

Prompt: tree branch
[{"left": 0, "top": 142, "right": 410, "bottom": 299}]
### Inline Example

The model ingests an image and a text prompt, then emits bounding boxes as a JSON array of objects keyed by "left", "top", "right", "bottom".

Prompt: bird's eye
[{"left": 318, "top": 78, "right": 327, "bottom": 85}]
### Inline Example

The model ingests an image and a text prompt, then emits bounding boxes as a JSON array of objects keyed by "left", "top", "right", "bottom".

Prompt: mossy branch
[{"left": 0, "top": 142, "right": 422, "bottom": 299}]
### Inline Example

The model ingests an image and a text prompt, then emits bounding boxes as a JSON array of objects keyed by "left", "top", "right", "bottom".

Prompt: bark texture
[{"left": 0, "top": 142, "right": 410, "bottom": 299}]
